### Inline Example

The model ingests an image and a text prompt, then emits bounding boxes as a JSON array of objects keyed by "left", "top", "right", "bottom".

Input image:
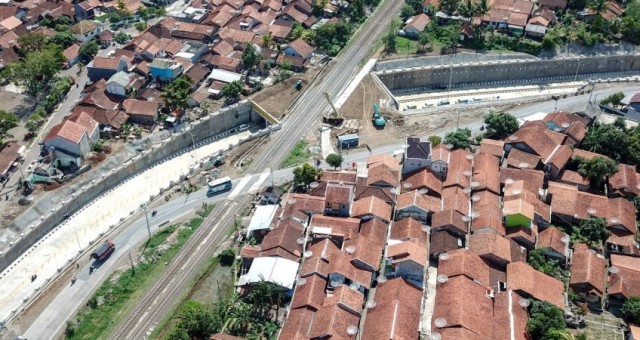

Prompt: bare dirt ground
[
  {"left": 250, "top": 65, "right": 324, "bottom": 119},
  {"left": 0, "top": 88, "right": 30, "bottom": 117}
]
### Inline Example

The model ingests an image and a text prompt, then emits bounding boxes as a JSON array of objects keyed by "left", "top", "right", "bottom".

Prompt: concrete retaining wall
[
  {"left": 375, "top": 54, "right": 640, "bottom": 91},
  {"left": 0, "top": 100, "right": 266, "bottom": 272}
]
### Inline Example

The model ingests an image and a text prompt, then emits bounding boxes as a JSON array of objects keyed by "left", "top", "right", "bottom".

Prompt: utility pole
[
  {"left": 129, "top": 251, "right": 135, "bottom": 275},
  {"left": 270, "top": 167, "right": 274, "bottom": 187},
  {"left": 448, "top": 66, "right": 453, "bottom": 93},
  {"left": 456, "top": 109, "right": 461, "bottom": 130},
  {"left": 574, "top": 58, "right": 581, "bottom": 82},
  {"left": 142, "top": 204, "right": 151, "bottom": 240}
]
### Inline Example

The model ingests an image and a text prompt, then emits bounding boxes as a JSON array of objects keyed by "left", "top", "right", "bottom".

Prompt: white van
[{"left": 238, "top": 123, "right": 250, "bottom": 131}]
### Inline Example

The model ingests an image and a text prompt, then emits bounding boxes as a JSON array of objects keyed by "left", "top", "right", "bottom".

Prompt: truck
[{"left": 91, "top": 240, "right": 115, "bottom": 261}]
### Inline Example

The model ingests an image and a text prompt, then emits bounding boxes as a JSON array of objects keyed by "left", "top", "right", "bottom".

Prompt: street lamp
[
  {"left": 142, "top": 204, "right": 152, "bottom": 240},
  {"left": 185, "top": 131, "right": 197, "bottom": 163}
]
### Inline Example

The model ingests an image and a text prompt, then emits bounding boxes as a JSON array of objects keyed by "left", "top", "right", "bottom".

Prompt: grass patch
[
  {"left": 394, "top": 36, "right": 419, "bottom": 55},
  {"left": 279, "top": 140, "right": 312, "bottom": 169},
  {"left": 65, "top": 206, "right": 213, "bottom": 340}
]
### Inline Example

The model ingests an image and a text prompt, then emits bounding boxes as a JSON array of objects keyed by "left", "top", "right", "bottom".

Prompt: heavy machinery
[
  {"left": 372, "top": 103, "right": 386, "bottom": 128},
  {"left": 322, "top": 91, "right": 344, "bottom": 125}
]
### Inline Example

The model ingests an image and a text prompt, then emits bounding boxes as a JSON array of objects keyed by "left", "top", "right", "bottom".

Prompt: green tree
[
  {"left": 78, "top": 41, "right": 99, "bottom": 62},
  {"left": 242, "top": 43, "right": 261, "bottom": 70},
  {"left": 261, "top": 33, "right": 273, "bottom": 47},
  {"left": 484, "top": 111, "right": 519, "bottom": 139},
  {"left": 92, "top": 139, "right": 105, "bottom": 152},
  {"left": 218, "top": 248, "right": 236, "bottom": 266},
  {"left": 400, "top": 4, "right": 416, "bottom": 22},
  {"left": 458, "top": 0, "right": 477, "bottom": 19},
  {"left": 577, "top": 156, "right": 617, "bottom": 189},
  {"left": 49, "top": 31, "right": 76, "bottom": 49},
  {"left": 418, "top": 31, "right": 431, "bottom": 52},
  {"left": 162, "top": 75, "right": 193, "bottom": 110},
  {"left": 406, "top": 0, "right": 424, "bottom": 11},
  {"left": 175, "top": 300, "right": 217, "bottom": 339},
  {"left": 439, "top": 0, "right": 461, "bottom": 14},
  {"left": 546, "top": 329, "right": 576, "bottom": 340},
  {"left": 167, "top": 328, "right": 190, "bottom": 340},
  {"left": 134, "top": 21, "right": 147, "bottom": 32},
  {"left": 573, "top": 217, "right": 610, "bottom": 246},
  {"left": 581, "top": 123, "right": 630, "bottom": 162},
  {"left": 6, "top": 45, "right": 64, "bottom": 97},
  {"left": 428, "top": 135, "right": 442, "bottom": 147},
  {"left": 621, "top": 296, "right": 640, "bottom": 325},
  {"left": 26, "top": 113, "right": 44, "bottom": 134},
  {"left": 383, "top": 20, "right": 399, "bottom": 53},
  {"left": 114, "top": 31, "right": 131, "bottom": 44},
  {"left": 221, "top": 80, "right": 244, "bottom": 101},
  {"left": 0, "top": 110, "right": 19, "bottom": 143},
  {"left": 436, "top": 24, "right": 461, "bottom": 53},
  {"left": 293, "top": 163, "right": 318, "bottom": 188},
  {"left": 526, "top": 300, "right": 566, "bottom": 340},
  {"left": 444, "top": 128, "right": 472, "bottom": 150},
  {"left": 600, "top": 91, "right": 625, "bottom": 107},
  {"left": 18, "top": 33, "right": 48, "bottom": 54},
  {"left": 247, "top": 280, "right": 286, "bottom": 320},
  {"left": 588, "top": 0, "right": 608, "bottom": 16},
  {"left": 528, "top": 249, "right": 564, "bottom": 281},
  {"left": 325, "top": 153, "right": 343, "bottom": 169},
  {"left": 476, "top": 0, "right": 492, "bottom": 18}
]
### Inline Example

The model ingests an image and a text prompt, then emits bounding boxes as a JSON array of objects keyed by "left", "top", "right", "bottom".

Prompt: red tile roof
[
  {"left": 608, "top": 255, "right": 640, "bottom": 299},
  {"left": 396, "top": 189, "right": 441, "bottom": 213},
  {"left": 431, "top": 209, "right": 467, "bottom": 235},
  {"left": 609, "top": 163, "right": 639, "bottom": 196},
  {"left": 479, "top": 139, "right": 505, "bottom": 158},
  {"left": 325, "top": 182, "right": 353, "bottom": 204},
  {"left": 390, "top": 217, "right": 428, "bottom": 243},
  {"left": 438, "top": 249, "right": 491, "bottom": 287},
  {"left": 506, "top": 148, "right": 541, "bottom": 169},
  {"left": 322, "top": 285, "right": 364, "bottom": 315},
  {"left": 570, "top": 243, "right": 607, "bottom": 297},
  {"left": 404, "top": 13, "right": 431, "bottom": 32},
  {"left": 500, "top": 168, "right": 545, "bottom": 194},
  {"left": 361, "top": 278, "right": 422, "bottom": 340},
  {"left": 122, "top": 99, "right": 159, "bottom": 117},
  {"left": 572, "top": 148, "right": 609, "bottom": 161},
  {"left": 279, "top": 306, "right": 316, "bottom": 339},
  {"left": 287, "top": 38, "right": 314, "bottom": 59},
  {"left": 350, "top": 196, "right": 392, "bottom": 222},
  {"left": 291, "top": 273, "right": 327, "bottom": 310},
  {"left": 559, "top": 170, "right": 590, "bottom": 187},
  {"left": 367, "top": 162, "right": 400, "bottom": 187},
  {"left": 493, "top": 291, "right": 529, "bottom": 340},
  {"left": 305, "top": 238, "right": 341, "bottom": 268},
  {"left": 44, "top": 120, "right": 88, "bottom": 144},
  {"left": 536, "top": 227, "right": 569, "bottom": 258},
  {"left": 472, "top": 152, "right": 501, "bottom": 194},
  {"left": 387, "top": 239, "right": 428, "bottom": 267},
  {"left": 471, "top": 194, "right": 505, "bottom": 235},
  {"left": 308, "top": 303, "right": 361, "bottom": 339},
  {"left": 441, "top": 186, "right": 470, "bottom": 216},
  {"left": 469, "top": 230, "right": 525, "bottom": 266},
  {"left": 432, "top": 275, "right": 494, "bottom": 338},
  {"left": 309, "top": 215, "right": 360, "bottom": 238},
  {"left": 327, "top": 252, "right": 373, "bottom": 288},
  {"left": 403, "top": 168, "right": 442, "bottom": 196},
  {"left": 321, "top": 170, "right": 357, "bottom": 183},
  {"left": 507, "top": 261, "right": 565, "bottom": 308},
  {"left": 443, "top": 149, "right": 473, "bottom": 189}
]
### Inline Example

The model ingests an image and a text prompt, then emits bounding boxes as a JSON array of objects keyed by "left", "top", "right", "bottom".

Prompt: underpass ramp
[{"left": 251, "top": 100, "right": 279, "bottom": 125}]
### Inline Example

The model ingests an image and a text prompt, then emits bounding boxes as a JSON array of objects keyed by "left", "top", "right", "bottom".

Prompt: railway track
[{"left": 110, "top": 196, "right": 250, "bottom": 339}]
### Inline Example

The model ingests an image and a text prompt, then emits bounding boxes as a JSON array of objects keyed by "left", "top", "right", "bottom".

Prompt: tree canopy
[
  {"left": 293, "top": 163, "right": 318, "bottom": 188},
  {"left": 6, "top": 45, "right": 64, "bottom": 97},
  {"left": 572, "top": 217, "right": 610, "bottom": 246},
  {"left": 78, "top": 41, "right": 99, "bottom": 63},
  {"left": 0, "top": 110, "right": 19, "bottom": 144},
  {"left": 527, "top": 249, "right": 565, "bottom": 282},
  {"left": 526, "top": 300, "right": 567, "bottom": 340},
  {"left": 326, "top": 153, "right": 343, "bottom": 169},
  {"left": 600, "top": 91, "right": 625, "bottom": 107},
  {"left": 484, "top": 111, "right": 519, "bottom": 139},
  {"left": 114, "top": 31, "right": 131, "bottom": 44},
  {"left": 313, "top": 20, "right": 353, "bottom": 56},
  {"left": 49, "top": 32, "right": 76, "bottom": 49},
  {"left": 621, "top": 297, "right": 640, "bottom": 325},
  {"left": 580, "top": 122, "right": 632, "bottom": 164},
  {"left": 242, "top": 43, "right": 261, "bottom": 70},
  {"left": 443, "top": 128, "right": 472, "bottom": 150},
  {"left": 18, "top": 33, "right": 48, "bottom": 55},
  {"left": 428, "top": 135, "right": 442, "bottom": 147},
  {"left": 221, "top": 81, "right": 244, "bottom": 101},
  {"left": 162, "top": 75, "right": 193, "bottom": 110},
  {"left": 576, "top": 156, "right": 618, "bottom": 189}
]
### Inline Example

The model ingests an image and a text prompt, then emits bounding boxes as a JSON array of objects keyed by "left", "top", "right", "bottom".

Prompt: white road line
[
  {"left": 247, "top": 169, "right": 271, "bottom": 193},
  {"left": 228, "top": 175, "right": 253, "bottom": 199}
]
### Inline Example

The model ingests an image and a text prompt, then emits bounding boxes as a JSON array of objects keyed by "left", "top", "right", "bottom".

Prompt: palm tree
[
  {"left": 588, "top": 0, "right": 607, "bottom": 16},
  {"left": 458, "top": 0, "right": 477, "bottom": 21},
  {"left": 161, "top": 75, "right": 192, "bottom": 111},
  {"left": 261, "top": 33, "right": 273, "bottom": 48},
  {"left": 475, "top": 0, "right": 491, "bottom": 18}
]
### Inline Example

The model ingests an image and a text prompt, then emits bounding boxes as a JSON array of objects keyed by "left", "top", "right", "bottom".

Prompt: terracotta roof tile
[
  {"left": 361, "top": 278, "right": 422, "bottom": 340},
  {"left": 322, "top": 285, "right": 364, "bottom": 315},
  {"left": 368, "top": 153, "right": 401, "bottom": 170},
  {"left": 472, "top": 152, "right": 501, "bottom": 194},
  {"left": 443, "top": 149, "right": 473, "bottom": 189},
  {"left": 327, "top": 252, "right": 373, "bottom": 288},
  {"left": 536, "top": 227, "right": 569, "bottom": 258},
  {"left": 431, "top": 144, "right": 451, "bottom": 163},
  {"left": 390, "top": 217, "right": 428, "bottom": 243},
  {"left": 493, "top": 291, "right": 529, "bottom": 340},
  {"left": 479, "top": 138, "right": 505, "bottom": 158},
  {"left": 308, "top": 303, "right": 360, "bottom": 339},
  {"left": 507, "top": 261, "right": 565, "bottom": 308},
  {"left": 506, "top": 148, "right": 541, "bottom": 169},
  {"left": 367, "top": 162, "right": 400, "bottom": 187},
  {"left": 471, "top": 193, "right": 505, "bottom": 235},
  {"left": 350, "top": 196, "right": 392, "bottom": 222},
  {"left": 305, "top": 238, "right": 342, "bottom": 265},
  {"left": 572, "top": 148, "right": 609, "bottom": 161},
  {"left": 432, "top": 275, "right": 494, "bottom": 338},
  {"left": 431, "top": 209, "right": 467, "bottom": 235},
  {"left": 469, "top": 229, "right": 525, "bottom": 267},
  {"left": 300, "top": 257, "right": 329, "bottom": 278},
  {"left": 321, "top": 170, "right": 357, "bottom": 183},
  {"left": 609, "top": 163, "right": 639, "bottom": 196},
  {"left": 396, "top": 190, "right": 441, "bottom": 213},
  {"left": 570, "top": 243, "right": 607, "bottom": 297},
  {"left": 279, "top": 306, "right": 316, "bottom": 339},
  {"left": 122, "top": 98, "right": 159, "bottom": 117},
  {"left": 500, "top": 168, "right": 545, "bottom": 194},
  {"left": 441, "top": 186, "right": 470, "bottom": 216},
  {"left": 430, "top": 229, "right": 463, "bottom": 255},
  {"left": 404, "top": 13, "right": 431, "bottom": 32},
  {"left": 403, "top": 168, "right": 442, "bottom": 196},
  {"left": 438, "top": 249, "right": 491, "bottom": 287},
  {"left": 387, "top": 239, "right": 428, "bottom": 267},
  {"left": 44, "top": 120, "right": 87, "bottom": 144},
  {"left": 290, "top": 193, "right": 325, "bottom": 215},
  {"left": 291, "top": 274, "right": 327, "bottom": 310},
  {"left": 559, "top": 170, "right": 590, "bottom": 187},
  {"left": 309, "top": 215, "right": 360, "bottom": 238}
]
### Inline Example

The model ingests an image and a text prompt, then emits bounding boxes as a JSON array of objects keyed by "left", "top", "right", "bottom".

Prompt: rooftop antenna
[
  {"left": 345, "top": 245, "right": 356, "bottom": 254},
  {"left": 609, "top": 266, "right": 620, "bottom": 274},
  {"left": 434, "top": 318, "right": 448, "bottom": 328},
  {"left": 346, "top": 325, "right": 358, "bottom": 336},
  {"left": 376, "top": 275, "right": 387, "bottom": 283},
  {"left": 297, "top": 278, "right": 307, "bottom": 285},
  {"left": 519, "top": 298, "right": 531, "bottom": 308},
  {"left": 437, "top": 274, "right": 449, "bottom": 283},
  {"left": 438, "top": 253, "right": 449, "bottom": 261}
]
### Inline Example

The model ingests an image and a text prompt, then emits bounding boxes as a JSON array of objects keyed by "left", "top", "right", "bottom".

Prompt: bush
[
  {"left": 92, "top": 139, "right": 105, "bottom": 152},
  {"left": 526, "top": 300, "right": 566, "bottom": 339},
  {"left": 621, "top": 297, "right": 640, "bottom": 324},
  {"left": 218, "top": 248, "right": 236, "bottom": 266}
]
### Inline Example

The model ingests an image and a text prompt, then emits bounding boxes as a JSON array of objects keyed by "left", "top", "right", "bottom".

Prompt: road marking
[
  {"left": 247, "top": 169, "right": 270, "bottom": 193},
  {"left": 228, "top": 175, "right": 252, "bottom": 199}
]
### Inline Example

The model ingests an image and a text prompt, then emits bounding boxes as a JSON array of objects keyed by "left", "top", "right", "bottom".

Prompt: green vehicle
[
  {"left": 294, "top": 80, "right": 303, "bottom": 90},
  {"left": 372, "top": 103, "right": 386, "bottom": 127}
]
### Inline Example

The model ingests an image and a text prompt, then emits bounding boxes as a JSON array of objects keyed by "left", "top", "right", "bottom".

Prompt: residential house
[
  {"left": 284, "top": 38, "right": 314, "bottom": 60},
  {"left": 472, "top": 152, "right": 501, "bottom": 195},
  {"left": 570, "top": 243, "right": 606, "bottom": 306},
  {"left": 71, "top": 106, "right": 129, "bottom": 137},
  {"left": 184, "top": 63, "right": 210, "bottom": 89},
  {"left": 361, "top": 278, "right": 422, "bottom": 340},
  {"left": 442, "top": 149, "right": 473, "bottom": 189},
  {"left": 149, "top": 58, "right": 184, "bottom": 82},
  {"left": 99, "top": 30, "right": 112, "bottom": 48},
  {"left": 403, "top": 168, "right": 442, "bottom": 198},
  {"left": 606, "top": 233, "right": 640, "bottom": 257},
  {"left": 44, "top": 112, "right": 99, "bottom": 162},
  {"left": 536, "top": 226, "right": 570, "bottom": 265},
  {"left": 386, "top": 239, "right": 428, "bottom": 285},
  {"left": 429, "top": 144, "right": 451, "bottom": 177},
  {"left": 438, "top": 249, "right": 491, "bottom": 288},
  {"left": 506, "top": 148, "right": 541, "bottom": 170},
  {"left": 389, "top": 217, "right": 428, "bottom": 245},
  {"left": 106, "top": 71, "right": 145, "bottom": 98},
  {"left": 208, "top": 54, "right": 243, "bottom": 73},
  {"left": 395, "top": 189, "right": 440, "bottom": 222},
  {"left": 558, "top": 170, "right": 590, "bottom": 191},
  {"left": 525, "top": 16, "right": 550, "bottom": 38},
  {"left": 74, "top": 0, "right": 102, "bottom": 20},
  {"left": 608, "top": 163, "right": 639, "bottom": 199},
  {"left": 403, "top": 13, "right": 431, "bottom": 39},
  {"left": 87, "top": 56, "right": 129, "bottom": 82},
  {"left": 608, "top": 255, "right": 640, "bottom": 304},
  {"left": 324, "top": 181, "right": 353, "bottom": 217},
  {"left": 207, "top": 68, "right": 243, "bottom": 85},
  {"left": 269, "top": 22, "right": 292, "bottom": 42},
  {"left": 429, "top": 229, "right": 464, "bottom": 257},
  {"left": 367, "top": 154, "right": 401, "bottom": 188},
  {"left": 538, "top": 0, "right": 567, "bottom": 10},
  {"left": 402, "top": 136, "right": 432, "bottom": 175},
  {"left": 431, "top": 209, "right": 467, "bottom": 237},
  {"left": 70, "top": 20, "right": 101, "bottom": 42},
  {"left": 63, "top": 43, "right": 80, "bottom": 67},
  {"left": 350, "top": 195, "right": 392, "bottom": 222},
  {"left": 506, "top": 261, "right": 565, "bottom": 309},
  {"left": 122, "top": 99, "right": 159, "bottom": 125},
  {"left": 422, "top": 0, "right": 440, "bottom": 13},
  {"left": 469, "top": 229, "right": 526, "bottom": 269},
  {"left": 260, "top": 186, "right": 283, "bottom": 205},
  {"left": 479, "top": 138, "right": 505, "bottom": 159}
]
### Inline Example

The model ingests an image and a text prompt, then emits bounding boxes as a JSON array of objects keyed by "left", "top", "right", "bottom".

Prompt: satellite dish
[
  {"left": 296, "top": 237, "right": 306, "bottom": 245},
  {"left": 390, "top": 187, "right": 399, "bottom": 195},
  {"left": 463, "top": 170, "right": 472, "bottom": 177},
  {"left": 509, "top": 135, "right": 518, "bottom": 141},
  {"left": 470, "top": 181, "right": 480, "bottom": 188},
  {"left": 345, "top": 245, "right": 356, "bottom": 254},
  {"left": 330, "top": 279, "right": 342, "bottom": 288},
  {"left": 418, "top": 188, "right": 429, "bottom": 195},
  {"left": 609, "top": 217, "right": 620, "bottom": 224},
  {"left": 519, "top": 299, "right": 531, "bottom": 308},
  {"left": 377, "top": 275, "right": 387, "bottom": 283},
  {"left": 518, "top": 162, "right": 529, "bottom": 169},
  {"left": 463, "top": 188, "right": 472, "bottom": 194},
  {"left": 422, "top": 225, "right": 431, "bottom": 233},
  {"left": 461, "top": 216, "right": 471, "bottom": 222},
  {"left": 309, "top": 181, "right": 319, "bottom": 188},
  {"left": 609, "top": 266, "right": 620, "bottom": 274},
  {"left": 350, "top": 282, "right": 360, "bottom": 290},
  {"left": 561, "top": 235, "right": 571, "bottom": 243},
  {"left": 430, "top": 333, "right": 442, "bottom": 340},
  {"left": 587, "top": 208, "right": 597, "bottom": 215},
  {"left": 445, "top": 144, "right": 454, "bottom": 150},
  {"left": 288, "top": 199, "right": 297, "bottom": 205},
  {"left": 554, "top": 127, "right": 562, "bottom": 132},
  {"left": 439, "top": 253, "right": 449, "bottom": 261},
  {"left": 435, "top": 318, "right": 448, "bottom": 328},
  {"left": 303, "top": 250, "right": 313, "bottom": 258},
  {"left": 403, "top": 182, "right": 413, "bottom": 189},
  {"left": 366, "top": 300, "right": 377, "bottom": 309},
  {"left": 437, "top": 274, "right": 449, "bottom": 283},
  {"left": 561, "top": 122, "right": 571, "bottom": 128},
  {"left": 465, "top": 154, "right": 474, "bottom": 160},
  {"left": 297, "top": 278, "right": 307, "bottom": 285},
  {"left": 505, "top": 178, "right": 514, "bottom": 185},
  {"left": 346, "top": 325, "right": 358, "bottom": 335},
  {"left": 471, "top": 194, "right": 480, "bottom": 202}
]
